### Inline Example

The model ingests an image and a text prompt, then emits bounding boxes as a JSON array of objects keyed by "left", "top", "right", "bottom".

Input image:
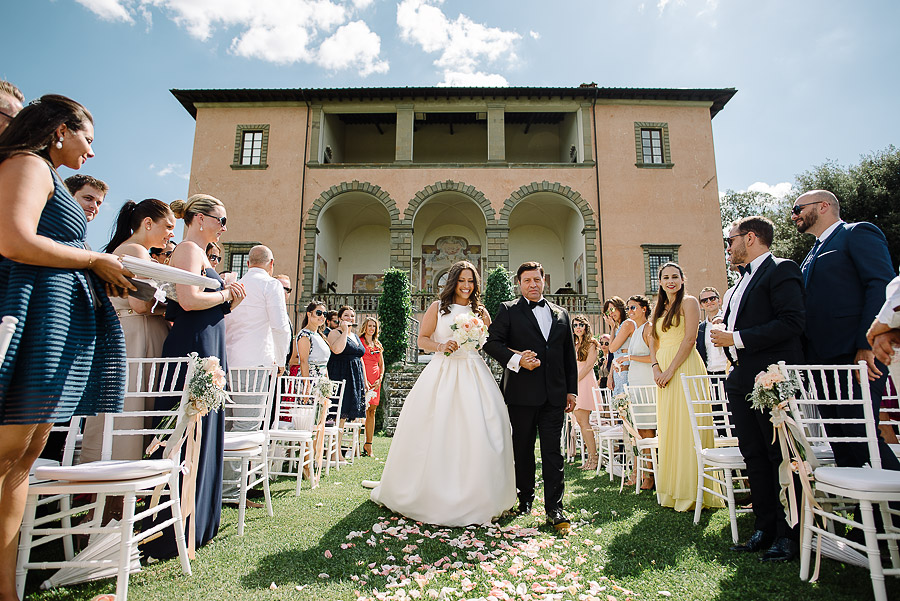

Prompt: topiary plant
[
  {"left": 483, "top": 264, "right": 515, "bottom": 319},
  {"left": 377, "top": 268, "right": 413, "bottom": 367}
]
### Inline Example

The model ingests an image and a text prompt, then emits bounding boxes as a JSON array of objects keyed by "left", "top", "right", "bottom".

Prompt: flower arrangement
[
  {"left": 746, "top": 364, "right": 801, "bottom": 411},
  {"left": 315, "top": 377, "right": 335, "bottom": 401},
  {"left": 185, "top": 353, "right": 229, "bottom": 415},
  {"left": 447, "top": 312, "right": 488, "bottom": 355}
]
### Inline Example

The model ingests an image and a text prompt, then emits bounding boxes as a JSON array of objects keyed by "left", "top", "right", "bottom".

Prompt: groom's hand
[{"left": 565, "top": 394, "right": 576, "bottom": 413}]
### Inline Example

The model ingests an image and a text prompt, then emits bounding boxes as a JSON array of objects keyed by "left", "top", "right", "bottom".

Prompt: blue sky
[{"left": 5, "top": 0, "right": 898, "bottom": 249}]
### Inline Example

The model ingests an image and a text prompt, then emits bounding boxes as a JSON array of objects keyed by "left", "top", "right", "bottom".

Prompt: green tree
[
  {"left": 720, "top": 189, "right": 801, "bottom": 261},
  {"left": 483, "top": 265, "right": 515, "bottom": 318},
  {"left": 377, "top": 268, "right": 413, "bottom": 367}
]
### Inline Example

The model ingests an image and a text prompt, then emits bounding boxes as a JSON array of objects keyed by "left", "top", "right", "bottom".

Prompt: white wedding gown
[{"left": 371, "top": 304, "right": 517, "bottom": 526}]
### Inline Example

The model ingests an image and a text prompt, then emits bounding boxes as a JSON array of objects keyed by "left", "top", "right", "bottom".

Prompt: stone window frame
[
  {"left": 641, "top": 243, "right": 680, "bottom": 295},
  {"left": 633, "top": 122, "right": 674, "bottom": 169},
  {"left": 223, "top": 242, "right": 258, "bottom": 277},
  {"left": 231, "top": 124, "right": 269, "bottom": 170}
]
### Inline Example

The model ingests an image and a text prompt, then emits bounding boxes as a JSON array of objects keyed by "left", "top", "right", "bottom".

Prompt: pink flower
[{"left": 212, "top": 368, "right": 226, "bottom": 389}]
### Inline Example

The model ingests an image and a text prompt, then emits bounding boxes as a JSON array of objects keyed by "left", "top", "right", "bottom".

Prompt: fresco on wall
[
  {"left": 352, "top": 273, "right": 385, "bottom": 293},
  {"left": 421, "top": 235, "right": 481, "bottom": 292},
  {"left": 316, "top": 254, "right": 327, "bottom": 292},
  {"left": 574, "top": 254, "right": 584, "bottom": 294}
]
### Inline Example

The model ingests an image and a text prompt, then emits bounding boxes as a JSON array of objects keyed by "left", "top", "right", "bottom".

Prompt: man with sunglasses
[
  {"left": 695, "top": 286, "right": 728, "bottom": 376},
  {"left": 791, "top": 190, "right": 900, "bottom": 474},
  {"left": 0, "top": 79, "right": 24, "bottom": 134}
]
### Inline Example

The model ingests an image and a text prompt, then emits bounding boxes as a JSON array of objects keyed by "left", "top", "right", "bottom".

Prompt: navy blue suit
[{"left": 801, "top": 221, "right": 900, "bottom": 471}]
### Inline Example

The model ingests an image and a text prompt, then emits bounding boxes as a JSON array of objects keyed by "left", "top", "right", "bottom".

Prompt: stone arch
[
  {"left": 403, "top": 180, "right": 496, "bottom": 224},
  {"left": 499, "top": 182, "right": 599, "bottom": 296},
  {"left": 301, "top": 181, "right": 401, "bottom": 295}
]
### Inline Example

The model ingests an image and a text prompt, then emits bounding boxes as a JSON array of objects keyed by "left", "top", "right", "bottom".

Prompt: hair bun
[{"left": 169, "top": 199, "right": 186, "bottom": 219}]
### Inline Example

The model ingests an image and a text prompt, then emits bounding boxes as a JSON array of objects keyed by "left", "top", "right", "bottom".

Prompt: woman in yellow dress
[{"left": 649, "top": 262, "right": 724, "bottom": 512}]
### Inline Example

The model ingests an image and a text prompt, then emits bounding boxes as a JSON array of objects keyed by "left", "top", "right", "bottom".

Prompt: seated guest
[
  {"left": 64, "top": 174, "right": 107, "bottom": 224},
  {"left": 696, "top": 286, "right": 728, "bottom": 376}
]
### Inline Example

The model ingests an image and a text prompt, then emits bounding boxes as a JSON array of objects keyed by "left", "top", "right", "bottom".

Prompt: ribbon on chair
[
  {"left": 616, "top": 406, "right": 643, "bottom": 492},
  {"left": 770, "top": 400, "right": 825, "bottom": 581}
]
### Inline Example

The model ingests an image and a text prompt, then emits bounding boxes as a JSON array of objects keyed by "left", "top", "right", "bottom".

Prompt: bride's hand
[{"left": 440, "top": 341, "right": 459, "bottom": 353}]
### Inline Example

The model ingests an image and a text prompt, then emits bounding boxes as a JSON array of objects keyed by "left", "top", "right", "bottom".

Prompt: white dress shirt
[
  {"left": 726, "top": 251, "right": 772, "bottom": 349},
  {"left": 507, "top": 297, "right": 552, "bottom": 373},
  {"left": 877, "top": 274, "right": 900, "bottom": 328},
  {"left": 224, "top": 267, "right": 292, "bottom": 367},
  {"left": 703, "top": 318, "right": 728, "bottom": 371}
]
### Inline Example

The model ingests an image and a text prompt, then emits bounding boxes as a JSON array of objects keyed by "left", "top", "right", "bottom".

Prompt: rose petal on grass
[
  {"left": 269, "top": 582, "right": 277, "bottom": 590},
  {"left": 325, "top": 550, "right": 333, "bottom": 558}
]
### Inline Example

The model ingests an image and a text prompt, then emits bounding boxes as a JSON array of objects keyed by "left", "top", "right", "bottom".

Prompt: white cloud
[
  {"left": 528, "top": 30, "right": 540, "bottom": 40},
  {"left": 317, "top": 21, "right": 389, "bottom": 76},
  {"left": 153, "top": 162, "right": 189, "bottom": 180},
  {"left": 75, "top": 0, "right": 387, "bottom": 74},
  {"left": 75, "top": 0, "right": 133, "bottom": 22},
  {"left": 747, "top": 181, "right": 793, "bottom": 200},
  {"left": 397, "top": 0, "right": 521, "bottom": 86}
]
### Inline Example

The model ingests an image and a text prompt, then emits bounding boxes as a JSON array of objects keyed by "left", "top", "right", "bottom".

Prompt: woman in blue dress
[
  {"left": 326, "top": 306, "right": 366, "bottom": 423},
  {"left": 141, "top": 194, "right": 247, "bottom": 560},
  {"left": 0, "top": 95, "right": 131, "bottom": 597}
]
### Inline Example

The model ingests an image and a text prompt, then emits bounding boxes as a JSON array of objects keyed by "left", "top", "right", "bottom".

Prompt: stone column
[
  {"left": 484, "top": 226, "right": 510, "bottom": 272},
  {"left": 395, "top": 104, "right": 414, "bottom": 163},
  {"left": 307, "top": 105, "right": 323, "bottom": 165},
  {"left": 579, "top": 102, "right": 595, "bottom": 164},
  {"left": 487, "top": 103, "right": 506, "bottom": 163},
  {"left": 390, "top": 225, "right": 413, "bottom": 273}
]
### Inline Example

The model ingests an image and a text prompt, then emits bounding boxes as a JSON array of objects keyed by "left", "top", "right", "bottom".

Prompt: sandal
[
  {"left": 362, "top": 442, "right": 373, "bottom": 457},
  {"left": 579, "top": 457, "right": 598, "bottom": 470}
]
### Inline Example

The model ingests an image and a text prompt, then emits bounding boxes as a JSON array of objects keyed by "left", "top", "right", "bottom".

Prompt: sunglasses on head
[{"left": 200, "top": 212, "right": 227, "bottom": 227}]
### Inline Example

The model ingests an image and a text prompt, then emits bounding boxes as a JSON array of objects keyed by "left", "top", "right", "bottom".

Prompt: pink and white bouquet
[
  {"left": 447, "top": 312, "right": 488, "bottom": 355},
  {"left": 747, "top": 364, "right": 800, "bottom": 411},
  {"left": 186, "top": 352, "right": 230, "bottom": 415}
]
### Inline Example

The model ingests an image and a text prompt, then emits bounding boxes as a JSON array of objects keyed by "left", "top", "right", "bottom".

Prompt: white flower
[{"left": 202, "top": 356, "right": 221, "bottom": 372}]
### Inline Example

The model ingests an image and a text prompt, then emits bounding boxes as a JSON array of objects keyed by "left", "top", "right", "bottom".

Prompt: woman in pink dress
[
  {"left": 572, "top": 315, "right": 600, "bottom": 470},
  {"left": 360, "top": 317, "right": 384, "bottom": 457}
]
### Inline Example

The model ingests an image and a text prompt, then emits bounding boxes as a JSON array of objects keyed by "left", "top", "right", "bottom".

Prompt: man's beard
[{"left": 795, "top": 211, "right": 818, "bottom": 233}]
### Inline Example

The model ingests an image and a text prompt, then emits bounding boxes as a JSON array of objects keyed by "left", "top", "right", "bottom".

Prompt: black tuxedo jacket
[
  {"left": 695, "top": 321, "right": 708, "bottom": 365},
  {"left": 726, "top": 255, "right": 806, "bottom": 392},
  {"left": 484, "top": 296, "right": 578, "bottom": 407},
  {"left": 801, "top": 222, "right": 894, "bottom": 362}
]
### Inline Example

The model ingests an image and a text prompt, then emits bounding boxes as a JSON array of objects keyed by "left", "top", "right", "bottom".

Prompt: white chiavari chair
[
  {"left": 268, "top": 375, "right": 321, "bottom": 493},
  {"left": 682, "top": 374, "right": 750, "bottom": 543},
  {"left": 593, "top": 387, "right": 629, "bottom": 480},
  {"left": 623, "top": 385, "right": 659, "bottom": 496},
  {"left": 321, "top": 380, "right": 346, "bottom": 476}
]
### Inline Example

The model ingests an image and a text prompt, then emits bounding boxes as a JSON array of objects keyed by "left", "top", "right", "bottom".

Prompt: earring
[
  {"left": 55, "top": 137, "right": 63, "bottom": 149},
  {"left": 199, "top": 223, "right": 203, "bottom": 232}
]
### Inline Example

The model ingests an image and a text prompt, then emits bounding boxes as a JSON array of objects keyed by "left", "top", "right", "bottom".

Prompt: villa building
[{"left": 171, "top": 84, "right": 735, "bottom": 325}]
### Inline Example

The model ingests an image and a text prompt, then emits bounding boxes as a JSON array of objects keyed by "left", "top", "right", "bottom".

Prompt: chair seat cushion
[
  {"left": 815, "top": 467, "right": 900, "bottom": 493},
  {"left": 35, "top": 459, "right": 175, "bottom": 482},
  {"left": 269, "top": 429, "right": 312, "bottom": 440},
  {"left": 599, "top": 426, "right": 623, "bottom": 438},
  {"left": 702, "top": 446, "right": 746, "bottom": 467},
  {"left": 636, "top": 437, "right": 658, "bottom": 448},
  {"left": 30, "top": 458, "right": 60, "bottom": 474},
  {"left": 224, "top": 432, "right": 265, "bottom": 450}
]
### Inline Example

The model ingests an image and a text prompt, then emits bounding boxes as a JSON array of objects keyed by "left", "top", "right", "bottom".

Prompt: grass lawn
[{"left": 23, "top": 435, "right": 899, "bottom": 601}]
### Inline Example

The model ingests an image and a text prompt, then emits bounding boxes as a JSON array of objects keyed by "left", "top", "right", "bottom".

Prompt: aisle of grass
[{"left": 24, "top": 435, "right": 899, "bottom": 601}]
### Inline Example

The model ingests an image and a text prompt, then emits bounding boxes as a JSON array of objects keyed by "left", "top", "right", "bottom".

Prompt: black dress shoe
[
  {"left": 517, "top": 500, "right": 533, "bottom": 515},
  {"left": 760, "top": 537, "right": 797, "bottom": 562},
  {"left": 730, "top": 529, "right": 774, "bottom": 553},
  {"left": 546, "top": 509, "right": 570, "bottom": 533}
]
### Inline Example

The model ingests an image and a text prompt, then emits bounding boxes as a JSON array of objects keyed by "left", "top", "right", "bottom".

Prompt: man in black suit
[
  {"left": 791, "top": 190, "right": 900, "bottom": 472},
  {"left": 711, "top": 216, "right": 806, "bottom": 562},
  {"left": 484, "top": 261, "right": 578, "bottom": 532}
]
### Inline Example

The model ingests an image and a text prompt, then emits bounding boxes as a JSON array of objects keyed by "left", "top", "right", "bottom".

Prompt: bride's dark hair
[{"left": 438, "top": 260, "right": 484, "bottom": 316}]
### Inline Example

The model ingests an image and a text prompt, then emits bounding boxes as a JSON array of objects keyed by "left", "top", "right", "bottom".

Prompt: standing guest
[
  {"left": 867, "top": 274, "right": 900, "bottom": 443},
  {"left": 291, "top": 301, "right": 331, "bottom": 379},
  {"left": 80, "top": 199, "right": 176, "bottom": 465},
  {"left": 0, "top": 80, "right": 24, "bottom": 134},
  {"left": 649, "top": 262, "right": 723, "bottom": 512},
  {"left": 274, "top": 273, "right": 294, "bottom": 367},
  {"left": 696, "top": 286, "right": 729, "bottom": 376},
  {"left": 791, "top": 190, "right": 900, "bottom": 472},
  {"left": 571, "top": 315, "right": 600, "bottom": 470},
  {"left": 150, "top": 240, "right": 176, "bottom": 264},
  {"left": 597, "top": 333, "right": 612, "bottom": 388},
  {"left": 327, "top": 306, "right": 366, "bottom": 432},
  {"left": 712, "top": 216, "right": 806, "bottom": 561},
  {"left": 206, "top": 241, "right": 222, "bottom": 271},
  {"left": 323, "top": 310, "right": 339, "bottom": 337},
  {"left": 603, "top": 296, "right": 633, "bottom": 395},
  {"left": 0, "top": 94, "right": 132, "bottom": 597},
  {"left": 64, "top": 174, "right": 106, "bottom": 224},
  {"left": 359, "top": 317, "right": 384, "bottom": 458},
  {"left": 222, "top": 246, "right": 291, "bottom": 504},
  {"left": 141, "top": 194, "right": 247, "bottom": 560}
]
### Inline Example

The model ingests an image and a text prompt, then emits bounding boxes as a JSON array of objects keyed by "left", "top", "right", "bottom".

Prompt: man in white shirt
[
  {"left": 695, "top": 286, "right": 728, "bottom": 375},
  {"left": 223, "top": 245, "right": 291, "bottom": 502}
]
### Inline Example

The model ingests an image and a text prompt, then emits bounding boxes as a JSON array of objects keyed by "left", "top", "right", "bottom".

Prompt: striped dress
[{"left": 0, "top": 162, "right": 125, "bottom": 424}]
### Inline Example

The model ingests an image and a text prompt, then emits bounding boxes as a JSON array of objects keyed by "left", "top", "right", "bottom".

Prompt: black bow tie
[
  {"left": 528, "top": 299, "right": 547, "bottom": 309},
  {"left": 738, "top": 264, "right": 752, "bottom": 276}
]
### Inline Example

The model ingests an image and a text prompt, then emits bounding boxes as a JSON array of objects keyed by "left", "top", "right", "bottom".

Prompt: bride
[{"left": 370, "top": 260, "right": 517, "bottom": 526}]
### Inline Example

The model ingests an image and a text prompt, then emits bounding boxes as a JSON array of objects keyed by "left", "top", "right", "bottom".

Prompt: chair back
[
  {"left": 881, "top": 374, "right": 899, "bottom": 440},
  {"left": 273, "top": 375, "right": 322, "bottom": 432},
  {"left": 323, "top": 379, "right": 346, "bottom": 426},
  {"left": 100, "top": 357, "right": 194, "bottom": 461},
  {"left": 624, "top": 385, "right": 657, "bottom": 430},
  {"left": 592, "top": 387, "right": 618, "bottom": 426},
  {"left": 0, "top": 315, "right": 18, "bottom": 364},
  {"left": 780, "top": 361, "right": 881, "bottom": 469},
  {"left": 681, "top": 374, "right": 733, "bottom": 453},
  {"left": 224, "top": 366, "right": 278, "bottom": 433}
]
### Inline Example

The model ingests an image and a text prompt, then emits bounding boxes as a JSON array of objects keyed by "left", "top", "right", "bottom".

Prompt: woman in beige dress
[{"left": 79, "top": 199, "right": 176, "bottom": 464}]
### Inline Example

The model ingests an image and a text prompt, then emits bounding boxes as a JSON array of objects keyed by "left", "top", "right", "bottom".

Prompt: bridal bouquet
[
  {"left": 446, "top": 312, "right": 488, "bottom": 355},
  {"left": 747, "top": 364, "right": 800, "bottom": 412}
]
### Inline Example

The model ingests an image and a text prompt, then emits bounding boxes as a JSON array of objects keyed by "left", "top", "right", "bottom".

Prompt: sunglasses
[
  {"left": 0, "top": 109, "right": 14, "bottom": 121},
  {"left": 573, "top": 322, "right": 586, "bottom": 328},
  {"left": 208, "top": 254, "right": 221, "bottom": 263},
  {"left": 313, "top": 309, "right": 325, "bottom": 316},
  {"left": 600, "top": 341, "right": 610, "bottom": 346},
  {"left": 283, "top": 287, "right": 292, "bottom": 294},
  {"left": 790, "top": 200, "right": 821, "bottom": 215},
  {"left": 200, "top": 212, "right": 227, "bottom": 228},
  {"left": 723, "top": 232, "right": 749, "bottom": 248},
  {"left": 626, "top": 305, "right": 639, "bottom": 311},
  {"left": 700, "top": 296, "right": 719, "bottom": 303}
]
